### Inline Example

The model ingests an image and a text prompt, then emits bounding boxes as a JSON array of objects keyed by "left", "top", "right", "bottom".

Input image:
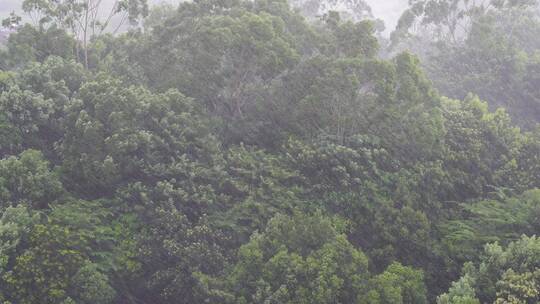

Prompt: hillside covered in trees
[{"left": 0, "top": 0, "right": 539, "bottom": 303}]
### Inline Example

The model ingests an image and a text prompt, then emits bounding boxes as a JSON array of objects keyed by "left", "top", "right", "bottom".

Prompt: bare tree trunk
[
  {"left": 83, "top": 0, "right": 90, "bottom": 69},
  {"left": 72, "top": 22, "right": 82, "bottom": 65}
]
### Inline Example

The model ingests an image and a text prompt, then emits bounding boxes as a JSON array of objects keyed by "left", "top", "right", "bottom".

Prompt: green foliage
[
  {"left": 393, "top": 0, "right": 539, "bottom": 44},
  {"left": 228, "top": 212, "right": 370, "bottom": 303},
  {"left": 364, "top": 262, "right": 428, "bottom": 304},
  {"left": 437, "top": 274, "right": 480, "bottom": 304},
  {"left": 71, "top": 262, "right": 115, "bottom": 304},
  {"left": 1, "top": 12, "right": 21, "bottom": 30},
  {"left": 227, "top": 213, "right": 429, "bottom": 303},
  {"left": 321, "top": 11, "right": 379, "bottom": 58},
  {"left": 100, "top": 0, "right": 383, "bottom": 145},
  {"left": 220, "top": 144, "right": 304, "bottom": 244},
  {"left": 3, "top": 224, "right": 86, "bottom": 303},
  {"left": 438, "top": 95, "right": 525, "bottom": 201},
  {"left": 59, "top": 75, "right": 217, "bottom": 197},
  {"left": 135, "top": 206, "right": 229, "bottom": 303},
  {"left": 290, "top": 0, "right": 373, "bottom": 21},
  {"left": 2, "top": 24, "right": 75, "bottom": 68},
  {"left": 0, "top": 205, "right": 37, "bottom": 273},
  {"left": 0, "top": 57, "right": 85, "bottom": 157},
  {"left": 0, "top": 150, "right": 63, "bottom": 209},
  {"left": 131, "top": 1, "right": 300, "bottom": 114},
  {"left": 393, "top": 0, "right": 540, "bottom": 128},
  {"left": 439, "top": 235, "right": 540, "bottom": 303},
  {"left": 440, "top": 189, "right": 540, "bottom": 264},
  {"left": 21, "top": 0, "right": 148, "bottom": 67},
  {"left": 0, "top": 0, "right": 538, "bottom": 302}
]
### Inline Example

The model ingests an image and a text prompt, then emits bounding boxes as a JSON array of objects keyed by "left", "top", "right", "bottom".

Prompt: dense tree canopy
[{"left": 0, "top": 0, "right": 539, "bottom": 303}]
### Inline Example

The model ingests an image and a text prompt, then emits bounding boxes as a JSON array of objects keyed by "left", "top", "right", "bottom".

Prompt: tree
[
  {"left": 437, "top": 95, "right": 524, "bottom": 201},
  {"left": 1, "top": 0, "right": 540, "bottom": 301},
  {"left": 133, "top": 202, "right": 229, "bottom": 303},
  {"left": 1, "top": 12, "right": 22, "bottom": 30},
  {"left": 0, "top": 205, "right": 37, "bottom": 271},
  {"left": 227, "top": 212, "right": 428, "bottom": 303},
  {"left": 220, "top": 144, "right": 305, "bottom": 245},
  {"left": 2, "top": 224, "right": 115, "bottom": 304},
  {"left": 71, "top": 262, "right": 116, "bottom": 304},
  {"left": 0, "top": 205, "right": 39, "bottom": 303},
  {"left": 436, "top": 274, "right": 480, "bottom": 304},
  {"left": 227, "top": 212, "right": 371, "bottom": 303},
  {"left": 20, "top": 0, "right": 149, "bottom": 68},
  {"left": 0, "top": 150, "right": 64, "bottom": 210},
  {"left": 364, "top": 262, "right": 427, "bottom": 304},
  {"left": 0, "top": 57, "right": 86, "bottom": 157},
  {"left": 439, "top": 235, "right": 540, "bottom": 303},
  {"left": 141, "top": 0, "right": 300, "bottom": 118},
  {"left": 392, "top": 0, "right": 540, "bottom": 128},
  {"left": 59, "top": 75, "right": 218, "bottom": 198},
  {"left": 1, "top": 24, "right": 75, "bottom": 68},
  {"left": 393, "top": 0, "right": 539, "bottom": 44},
  {"left": 289, "top": 0, "right": 374, "bottom": 22},
  {"left": 440, "top": 189, "right": 540, "bottom": 266}
]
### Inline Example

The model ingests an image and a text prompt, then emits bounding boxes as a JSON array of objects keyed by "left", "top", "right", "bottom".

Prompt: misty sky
[
  {"left": 0, "top": 0, "right": 409, "bottom": 34},
  {"left": 0, "top": 0, "right": 20, "bottom": 16},
  {"left": 367, "top": 0, "right": 408, "bottom": 33}
]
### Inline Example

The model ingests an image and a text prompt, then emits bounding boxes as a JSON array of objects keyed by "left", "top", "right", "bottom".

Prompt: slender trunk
[
  {"left": 73, "top": 23, "right": 81, "bottom": 65},
  {"left": 83, "top": 0, "right": 90, "bottom": 69}
]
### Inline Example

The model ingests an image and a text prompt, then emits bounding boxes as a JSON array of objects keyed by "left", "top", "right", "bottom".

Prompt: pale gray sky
[
  {"left": 0, "top": 0, "right": 21, "bottom": 16},
  {"left": 367, "top": 0, "right": 408, "bottom": 34}
]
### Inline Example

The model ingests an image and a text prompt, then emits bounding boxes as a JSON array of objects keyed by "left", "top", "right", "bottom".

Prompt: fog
[
  {"left": 1, "top": 0, "right": 540, "bottom": 303},
  {"left": 0, "top": 0, "right": 184, "bottom": 20},
  {"left": 1, "top": 0, "right": 408, "bottom": 35},
  {"left": 366, "top": 0, "right": 408, "bottom": 34},
  {"left": 0, "top": 0, "right": 22, "bottom": 18}
]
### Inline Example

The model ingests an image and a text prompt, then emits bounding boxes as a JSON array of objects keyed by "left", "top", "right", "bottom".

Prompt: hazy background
[
  {"left": 0, "top": 0, "right": 408, "bottom": 35},
  {"left": 369, "top": 0, "right": 408, "bottom": 34},
  {"left": 0, "top": 0, "right": 20, "bottom": 17}
]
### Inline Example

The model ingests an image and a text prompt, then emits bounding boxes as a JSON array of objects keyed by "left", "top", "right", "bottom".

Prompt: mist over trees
[
  {"left": 390, "top": 0, "right": 540, "bottom": 128},
  {"left": 0, "top": 0, "right": 539, "bottom": 303}
]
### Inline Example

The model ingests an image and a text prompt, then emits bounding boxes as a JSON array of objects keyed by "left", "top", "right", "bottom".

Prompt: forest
[{"left": 0, "top": 0, "right": 539, "bottom": 303}]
